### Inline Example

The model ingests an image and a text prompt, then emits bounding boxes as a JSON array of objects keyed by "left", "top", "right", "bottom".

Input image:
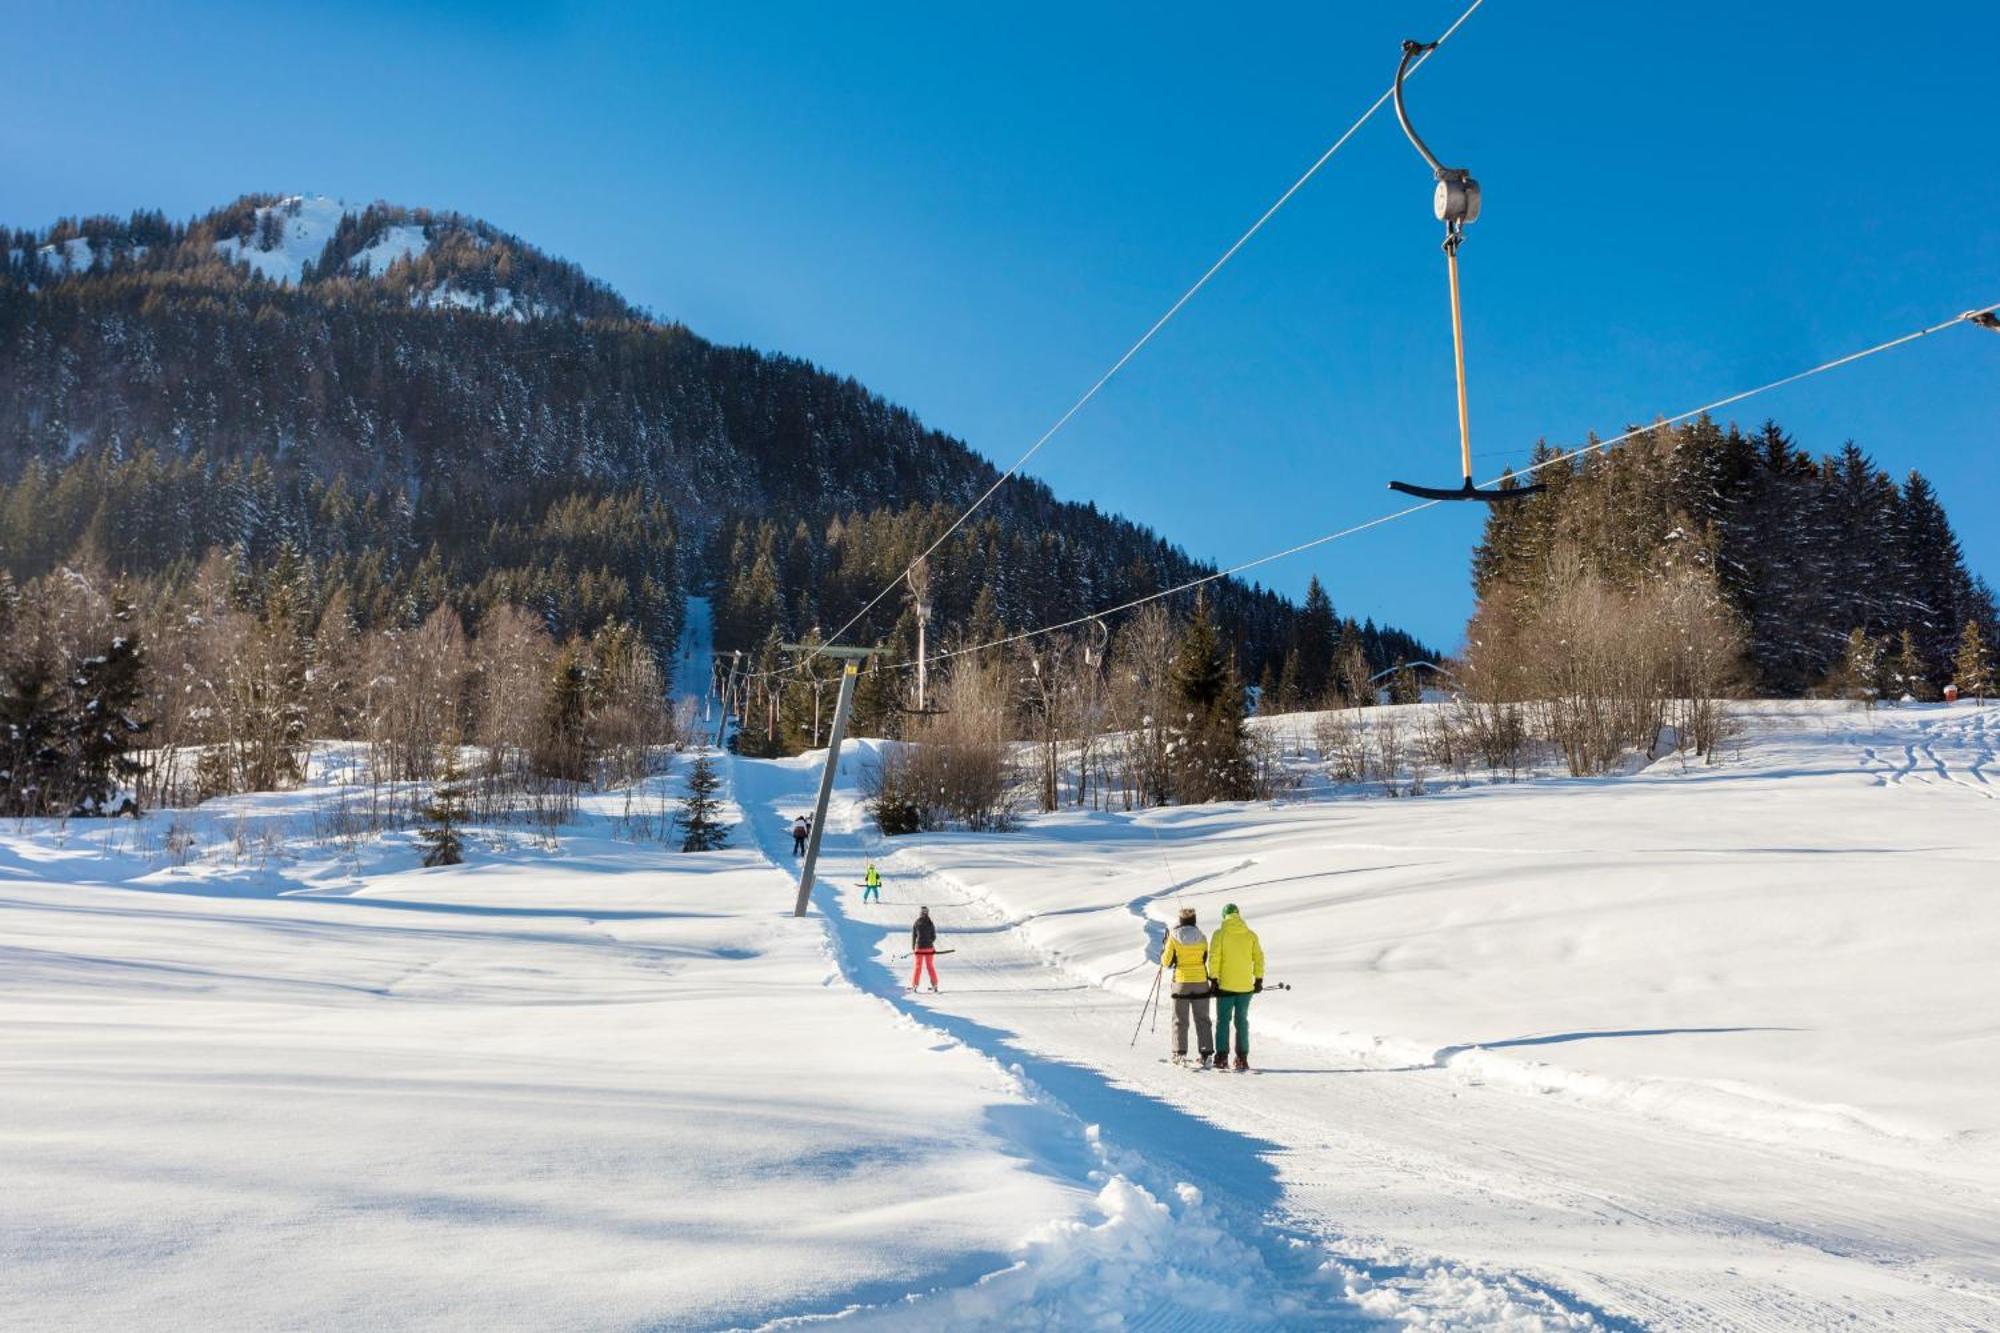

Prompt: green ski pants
[{"left": 1215, "top": 991, "right": 1253, "bottom": 1057}]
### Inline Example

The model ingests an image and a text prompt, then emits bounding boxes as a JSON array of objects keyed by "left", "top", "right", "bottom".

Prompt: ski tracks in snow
[
  {"left": 729, "top": 756, "right": 1618, "bottom": 1331},
  {"left": 1856, "top": 706, "right": 1998, "bottom": 800},
  {"left": 722, "top": 736, "right": 2000, "bottom": 1331}
]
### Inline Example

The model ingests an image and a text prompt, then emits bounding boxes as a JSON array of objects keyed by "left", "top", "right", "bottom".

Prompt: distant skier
[
  {"left": 910, "top": 906, "right": 940, "bottom": 992},
  {"left": 1161, "top": 907, "right": 1215, "bottom": 1068},
  {"left": 791, "top": 815, "right": 810, "bottom": 857},
  {"left": 862, "top": 862, "right": 882, "bottom": 903},
  {"left": 1207, "top": 903, "right": 1265, "bottom": 1072}
]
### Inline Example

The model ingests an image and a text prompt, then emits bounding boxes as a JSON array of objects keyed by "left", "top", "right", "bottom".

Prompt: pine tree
[
  {"left": 534, "top": 647, "right": 594, "bottom": 781},
  {"left": 1954, "top": 620, "right": 1995, "bottom": 702},
  {"left": 1890, "top": 628, "right": 1935, "bottom": 703},
  {"left": 1334, "top": 624, "right": 1371, "bottom": 707},
  {"left": 416, "top": 747, "right": 470, "bottom": 866},
  {"left": 0, "top": 656, "right": 67, "bottom": 817},
  {"left": 1388, "top": 658, "right": 1424, "bottom": 706},
  {"left": 1898, "top": 472, "right": 1971, "bottom": 678},
  {"left": 1824, "top": 628, "right": 1885, "bottom": 708},
  {"left": 1274, "top": 649, "right": 1302, "bottom": 714},
  {"left": 67, "top": 602, "right": 149, "bottom": 816},
  {"left": 1293, "top": 577, "right": 1336, "bottom": 702},
  {"left": 677, "top": 755, "right": 729, "bottom": 851},
  {"left": 1168, "top": 596, "right": 1253, "bottom": 804}
]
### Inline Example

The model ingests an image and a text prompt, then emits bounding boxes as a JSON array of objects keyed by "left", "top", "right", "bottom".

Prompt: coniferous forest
[
  {"left": 1, "top": 195, "right": 1435, "bottom": 811},
  {"left": 1471, "top": 421, "right": 1997, "bottom": 697},
  {"left": 3, "top": 195, "right": 1993, "bottom": 815}
]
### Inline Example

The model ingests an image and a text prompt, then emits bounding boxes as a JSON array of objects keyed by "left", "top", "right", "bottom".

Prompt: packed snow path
[
  {"left": 739, "top": 755, "right": 1596, "bottom": 1330},
  {"left": 733, "top": 707, "right": 2000, "bottom": 1330}
]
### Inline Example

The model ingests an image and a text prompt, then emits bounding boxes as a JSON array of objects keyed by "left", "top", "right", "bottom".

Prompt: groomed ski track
[{"left": 729, "top": 746, "right": 2000, "bottom": 1331}]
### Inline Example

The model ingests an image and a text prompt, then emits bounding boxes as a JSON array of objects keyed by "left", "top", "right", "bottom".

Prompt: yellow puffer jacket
[
  {"left": 1160, "top": 926, "right": 1208, "bottom": 984},
  {"left": 1207, "top": 914, "right": 1264, "bottom": 993}
]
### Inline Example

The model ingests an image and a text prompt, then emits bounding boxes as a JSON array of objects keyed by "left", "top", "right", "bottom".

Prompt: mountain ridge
[
  {"left": 0, "top": 192, "right": 1439, "bottom": 693},
  {"left": 7, "top": 192, "right": 635, "bottom": 323}
]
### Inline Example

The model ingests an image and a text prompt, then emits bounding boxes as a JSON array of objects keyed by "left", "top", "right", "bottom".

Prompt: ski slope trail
[
  {"left": 734, "top": 709, "right": 2000, "bottom": 1330},
  {"left": 737, "top": 755, "right": 1603, "bottom": 1330}
]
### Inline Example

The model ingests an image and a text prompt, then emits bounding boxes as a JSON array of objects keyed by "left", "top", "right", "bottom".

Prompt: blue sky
[{"left": 7, "top": 1, "right": 1996, "bottom": 648}]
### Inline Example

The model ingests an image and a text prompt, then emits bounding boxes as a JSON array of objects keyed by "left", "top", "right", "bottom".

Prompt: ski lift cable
[
  {"left": 767, "top": 0, "right": 1493, "bottom": 684},
  {"left": 886, "top": 299, "right": 1998, "bottom": 675}
]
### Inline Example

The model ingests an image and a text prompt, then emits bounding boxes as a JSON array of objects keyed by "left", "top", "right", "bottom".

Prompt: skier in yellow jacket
[
  {"left": 1207, "top": 903, "right": 1265, "bottom": 1072},
  {"left": 1159, "top": 908, "right": 1215, "bottom": 1068}
]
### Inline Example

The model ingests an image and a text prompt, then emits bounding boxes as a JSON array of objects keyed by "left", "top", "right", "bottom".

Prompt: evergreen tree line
[
  {"left": 711, "top": 508, "right": 1435, "bottom": 760},
  {"left": 5, "top": 195, "right": 1438, "bottom": 715},
  {"left": 0, "top": 449, "right": 686, "bottom": 667},
  {"left": 0, "top": 558, "right": 677, "bottom": 818},
  {"left": 3, "top": 203, "right": 1192, "bottom": 562},
  {"left": 1824, "top": 620, "right": 1997, "bottom": 709},
  {"left": 1473, "top": 418, "right": 1998, "bottom": 697}
]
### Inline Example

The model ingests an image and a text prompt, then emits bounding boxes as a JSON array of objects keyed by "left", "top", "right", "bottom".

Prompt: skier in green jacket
[
  {"left": 862, "top": 862, "right": 882, "bottom": 903},
  {"left": 1207, "top": 904, "right": 1265, "bottom": 1072}
]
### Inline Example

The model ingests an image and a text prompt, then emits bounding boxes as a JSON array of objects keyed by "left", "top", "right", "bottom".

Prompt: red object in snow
[{"left": 1944, "top": 684, "right": 1960, "bottom": 703}]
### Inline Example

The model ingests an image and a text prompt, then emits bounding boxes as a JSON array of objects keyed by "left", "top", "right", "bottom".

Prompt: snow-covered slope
[
  {"left": 742, "top": 701, "right": 2000, "bottom": 1328},
  {"left": 212, "top": 194, "right": 369, "bottom": 283},
  {"left": 909, "top": 702, "right": 2000, "bottom": 1151},
  {"left": 5, "top": 694, "right": 1997, "bottom": 1329},
  {"left": 344, "top": 220, "right": 428, "bottom": 276},
  {"left": 207, "top": 194, "right": 550, "bottom": 318},
  {"left": 0, "top": 605, "right": 1097, "bottom": 1331}
]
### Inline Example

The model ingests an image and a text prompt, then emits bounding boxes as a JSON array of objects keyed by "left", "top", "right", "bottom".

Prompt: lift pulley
[{"left": 1387, "top": 38, "right": 1542, "bottom": 504}]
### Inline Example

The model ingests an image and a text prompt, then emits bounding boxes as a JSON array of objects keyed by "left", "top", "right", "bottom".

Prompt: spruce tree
[
  {"left": 1274, "top": 649, "right": 1302, "bottom": 714},
  {"left": 1824, "top": 628, "right": 1885, "bottom": 708},
  {"left": 416, "top": 748, "right": 470, "bottom": 866},
  {"left": 1899, "top": 473, "right": 1971, "bottom": 677},
  {"left": 534, "top": 647, "right": 594, "bottom": 781},
  {"left": 67, "top": 603, "right": 149, "bottom": 816},
  {"left": 1954, "top": 620, "right": 1996, "bottom": 702},
  {"left": 1334, "top": 625, "right": 1371, "bottom": 707},
  {"left": 1294, "top": 578, "right": 1336, "bottom": 701},
  {"left": 1388, "top": 658, "right": 1424, "bottom": 706},
  {"left": 677, "top": 755, "right": 729, "bottom": 851},
  {"left": 1891, "top": 629, "right": 1935, "bottom": 702},
  {"left": 1168, "top": 596, "right": 1253, "bottom": 804},
  {"left": 0, "top": 656, "right": 67, "bottom": 817}
]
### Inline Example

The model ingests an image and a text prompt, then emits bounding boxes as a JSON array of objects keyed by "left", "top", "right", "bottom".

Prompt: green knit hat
[{"left": 1222, "top": 903, "right": 1240, "bottom": 917}]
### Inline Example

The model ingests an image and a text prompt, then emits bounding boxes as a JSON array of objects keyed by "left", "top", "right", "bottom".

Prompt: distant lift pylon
[{"left": 1387, "top": 38, "right": 1543, "bottom": 504}]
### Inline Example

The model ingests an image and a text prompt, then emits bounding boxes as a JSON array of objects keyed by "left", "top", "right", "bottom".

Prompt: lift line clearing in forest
[{"left": 783, "top": 644, "right": 887, "bottom": 918}]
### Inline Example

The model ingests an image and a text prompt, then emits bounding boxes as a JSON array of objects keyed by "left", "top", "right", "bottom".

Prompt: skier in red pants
[{"left": 910, "top": 906, "right": 940, "bottom": 992}]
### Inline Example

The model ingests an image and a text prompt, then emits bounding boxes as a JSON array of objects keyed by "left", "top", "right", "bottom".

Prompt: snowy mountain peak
[
  {"left": 212, "top": 194, "right": 380, "bottom": 285},
  {"left": 4, "top": 193, "right": 629, "bottom": 323}
]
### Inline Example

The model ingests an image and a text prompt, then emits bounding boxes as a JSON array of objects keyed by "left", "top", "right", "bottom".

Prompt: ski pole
[{"left": 1128, "top": 964, "right": 1165, "bottom": 1048}]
